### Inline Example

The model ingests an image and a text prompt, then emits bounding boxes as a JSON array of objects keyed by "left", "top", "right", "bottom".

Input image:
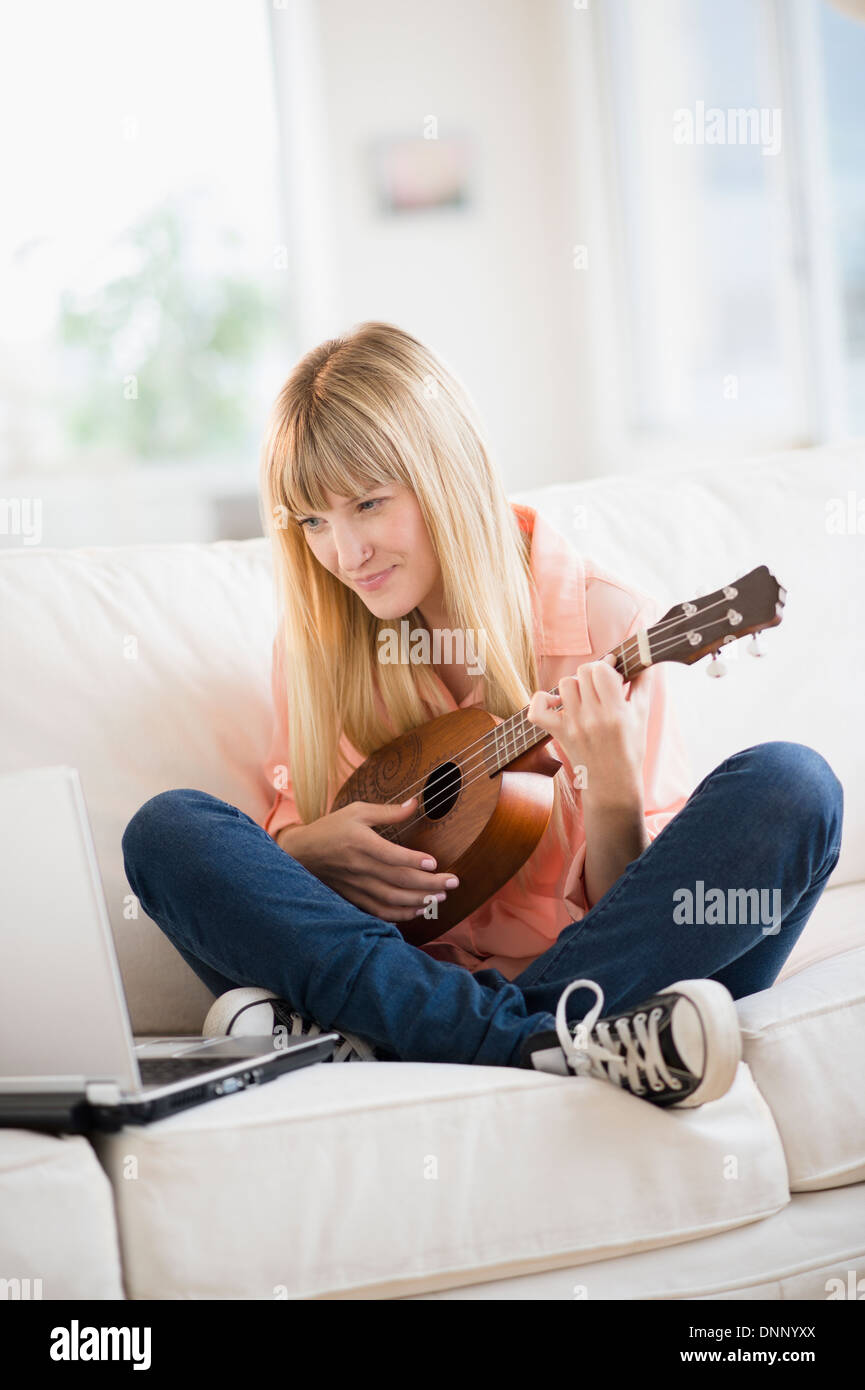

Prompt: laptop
[{"left": 0, "top": 765, "right": 338, "bottom": 1132}]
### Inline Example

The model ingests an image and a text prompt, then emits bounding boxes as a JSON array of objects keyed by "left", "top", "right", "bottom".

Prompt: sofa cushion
[
  {"left": 0, "top": 1129, "right": 125, "bottom": 1299},
  {"left": 91, "top": 1058, "right": 788, "bottom": 1300},
  {"left": 404, "top": 1183, "right": 865, "bottom": 1300},
  {"left": 776, "top": 882, "right": 865, "bottom": 983},
  {"left": 0, "top": 442, "right": 861, "bottom": 1035},
  {"left": 737, "top": 945, "right": 865, "bottom": 1192},
  {"left": 0, "top": 540, "right": 278, "bottom": 1035}
]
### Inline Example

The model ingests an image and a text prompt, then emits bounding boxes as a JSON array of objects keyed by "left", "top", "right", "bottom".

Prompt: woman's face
[{"left": 295, "top": 480, "right": 444, "bottom": 622}]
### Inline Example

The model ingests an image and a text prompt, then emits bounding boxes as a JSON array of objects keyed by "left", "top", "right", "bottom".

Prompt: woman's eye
[{"left": 299, "top": 497, "right": 384, "bottom": 530}]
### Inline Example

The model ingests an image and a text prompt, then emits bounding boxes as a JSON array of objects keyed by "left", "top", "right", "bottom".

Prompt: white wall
[{"left": 270, "top": 0, "right": 603, "bottom": 492}]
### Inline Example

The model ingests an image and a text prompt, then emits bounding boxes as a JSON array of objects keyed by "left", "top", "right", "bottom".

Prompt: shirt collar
[{"left": 512, "top": 502, "right": 593, "bottom": 656}]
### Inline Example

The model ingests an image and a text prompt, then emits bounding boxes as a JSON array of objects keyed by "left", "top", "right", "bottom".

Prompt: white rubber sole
[
  {"left": 661, "top": 978, "right": 743, "bottom": 1107},
  {"left": 202, "top": 986, "right": 279, "bottom": 1039},
  {"left": 201, "top": 987, "right": 381, "bottom": 1062}
]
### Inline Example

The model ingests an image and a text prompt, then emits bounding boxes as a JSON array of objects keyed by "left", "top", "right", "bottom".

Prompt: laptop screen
[{"left": 0, "top": 765, "right": 139, "bottom": 1094}]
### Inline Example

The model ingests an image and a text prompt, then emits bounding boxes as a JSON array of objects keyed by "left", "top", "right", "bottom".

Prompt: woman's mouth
[{"left": 354, "top": 565, "right": 396, "bottom": 591}]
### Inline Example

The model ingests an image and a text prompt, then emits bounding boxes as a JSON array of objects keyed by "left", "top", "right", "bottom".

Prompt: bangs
[{"left": 279, "top": 396, "right": 407, "bottom": 518}]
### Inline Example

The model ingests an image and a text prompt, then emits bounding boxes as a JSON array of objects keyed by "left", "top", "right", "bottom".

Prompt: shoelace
[
  {"left": 280, "top": 1007, "right": 379, "bottom": 1063},
  {"left": 555, "top": 979, "right": 681, "bottom": 1097}
]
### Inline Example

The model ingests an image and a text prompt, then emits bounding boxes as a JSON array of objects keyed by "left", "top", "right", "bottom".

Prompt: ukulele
[{"left": 330, "top": 565, "right": 786, "bottom": 947}]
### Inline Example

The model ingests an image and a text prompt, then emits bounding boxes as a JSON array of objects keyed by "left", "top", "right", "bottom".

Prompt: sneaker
[
  {"left": 519, "top": 977, "right": 741, "bottom": 1108},
  {"left": 202, "top": 986, "right": 381, "bottom": 1063}
]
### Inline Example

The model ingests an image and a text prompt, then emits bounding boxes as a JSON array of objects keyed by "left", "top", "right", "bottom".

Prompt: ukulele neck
[
  {"left": 488, "top": 638, "right": 646, "bottom": 771},
  {"left": 473, "top": 564, "right": 784, "bottom": 774}
]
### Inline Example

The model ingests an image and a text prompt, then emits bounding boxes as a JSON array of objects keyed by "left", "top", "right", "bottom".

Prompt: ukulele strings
[
  {"left": 380, "top": 606, "right": 737, "bottom": 841},
  {"left": 380, "top": 608, "right": 735, "bottom": 839},
  {"left": 377, "top": 601, "right": 742, "bottom": 840}
]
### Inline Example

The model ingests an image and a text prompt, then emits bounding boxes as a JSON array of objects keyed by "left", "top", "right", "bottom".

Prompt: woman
[{"left": 122, "top": 322, "right": 843, "bottom": 1108}]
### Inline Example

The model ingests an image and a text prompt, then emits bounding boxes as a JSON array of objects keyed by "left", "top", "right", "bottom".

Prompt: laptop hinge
[{"left": 85, "top": 1081, "right": 123, "bottom": 1105}]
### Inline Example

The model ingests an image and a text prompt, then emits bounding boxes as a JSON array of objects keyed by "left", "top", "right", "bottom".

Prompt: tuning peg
[
  {"left": 748, "top": 631, "right": 767, "bottom": 657},
  {"left": 706, "top": 650, "right": 728, "bottom": 678}
]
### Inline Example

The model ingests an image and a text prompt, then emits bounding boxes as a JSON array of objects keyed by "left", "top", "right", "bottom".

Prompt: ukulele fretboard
[{"left": 487, "top": 638, "right": 648, "bottom": 773}]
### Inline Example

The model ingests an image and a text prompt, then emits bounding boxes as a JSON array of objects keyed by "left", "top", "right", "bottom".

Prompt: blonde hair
[{"left": 258, "top": 321, "right": 578, "bottom": 899}]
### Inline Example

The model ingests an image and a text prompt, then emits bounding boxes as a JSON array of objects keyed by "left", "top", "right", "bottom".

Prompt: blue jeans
[{"left": 121, "top": 741, "right": 843, "bottom": 1068}]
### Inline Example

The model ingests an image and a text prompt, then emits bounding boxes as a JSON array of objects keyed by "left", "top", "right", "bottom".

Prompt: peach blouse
[{"left": 260, "top": 502, "right": 695, "bottom": 981}]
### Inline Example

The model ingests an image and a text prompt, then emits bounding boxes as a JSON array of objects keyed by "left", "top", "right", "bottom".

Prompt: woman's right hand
[{"left": 277, "top": 797, "right": 460, "bottom": 923}]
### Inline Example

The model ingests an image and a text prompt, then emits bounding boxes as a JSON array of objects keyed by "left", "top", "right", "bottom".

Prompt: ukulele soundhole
[{"left": 421, "top": 761, "right": 461, "bottom": 820}]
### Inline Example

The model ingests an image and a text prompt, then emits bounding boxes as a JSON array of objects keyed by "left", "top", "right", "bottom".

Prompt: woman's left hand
[{"left": 528, "top": 654, "right": 652, "bottom": 808}]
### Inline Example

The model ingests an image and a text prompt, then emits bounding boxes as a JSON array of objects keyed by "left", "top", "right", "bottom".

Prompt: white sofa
[{"left": 1, "top": 440, "right": 864, "bottom": 1301}]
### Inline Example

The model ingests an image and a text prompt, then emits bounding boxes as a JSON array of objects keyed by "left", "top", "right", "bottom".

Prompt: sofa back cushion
[
  {"left": 0, "top": 539, "right": 277, "bottom": 1032},
  {"left": 1, "top": 442, "right": 861, "bottom": 1033}
]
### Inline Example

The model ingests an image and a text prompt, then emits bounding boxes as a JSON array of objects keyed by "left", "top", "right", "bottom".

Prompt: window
[
  {"left": 597, "top": 0, "right": 865, "bottom": 449},
  {"left": 818, "top": 0, "right": 865, "bottom": 434},
  {"left": 0, "top": 0, "right": 290, "bottom": 479}
]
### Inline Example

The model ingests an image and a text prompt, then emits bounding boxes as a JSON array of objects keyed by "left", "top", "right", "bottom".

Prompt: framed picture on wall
[{"left": 369, "top": 132, "right": 474, "bottom": 214}]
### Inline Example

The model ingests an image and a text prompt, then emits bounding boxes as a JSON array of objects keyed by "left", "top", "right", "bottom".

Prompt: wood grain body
[{"left": 330, "top": 709, "right": 561, "bottom": 946}]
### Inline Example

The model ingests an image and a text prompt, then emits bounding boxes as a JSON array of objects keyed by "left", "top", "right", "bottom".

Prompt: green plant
[{"left": 58, "top": 198, "right": 285, "bottom": 462}]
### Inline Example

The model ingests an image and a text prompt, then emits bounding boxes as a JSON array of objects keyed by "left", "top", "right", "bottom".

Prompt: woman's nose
[{"left": 334, "top": 530, "right": 371, "bottom": 575}]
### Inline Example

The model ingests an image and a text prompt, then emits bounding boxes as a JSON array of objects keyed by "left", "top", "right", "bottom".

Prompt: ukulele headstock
[{"left": 654, "top": 565, "right": 786, "bottom": 667}]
